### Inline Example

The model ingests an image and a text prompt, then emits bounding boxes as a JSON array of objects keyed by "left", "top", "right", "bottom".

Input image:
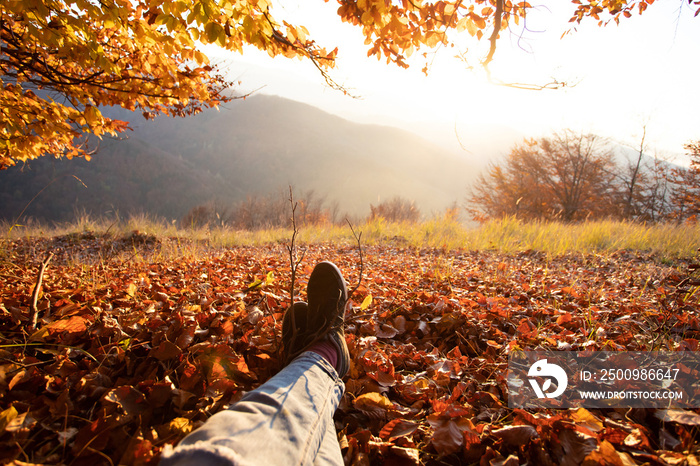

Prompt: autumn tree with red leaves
[
  {"left": 469, "top": 131, "right": 617, "bottom": 222},
  {"left": 3, "top": 0, "right": 692, "bottom": 168}
]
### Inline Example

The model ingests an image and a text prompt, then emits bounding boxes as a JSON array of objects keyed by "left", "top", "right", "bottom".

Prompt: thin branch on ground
[{"left": 29, "top": 252, "right": 54, "bottom": 331}]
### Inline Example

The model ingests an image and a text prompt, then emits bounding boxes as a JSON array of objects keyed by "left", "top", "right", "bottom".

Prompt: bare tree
[
  {"left": 605, "top": 124, "right": 675, "bottom": 222},
  {"left": 669, "top": 141, "right": 700, "bottom": 222},
  {"left": 618, "top": 125, "right": 649, "bottom": 220},
  {"left": 369, "top": 196, "right": 421, "bottom": 222},
  {"left": 180, "top": 187, "right": 340, "bottom": 230}
]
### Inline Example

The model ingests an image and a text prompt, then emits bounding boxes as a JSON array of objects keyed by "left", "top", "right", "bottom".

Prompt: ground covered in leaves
[{"left": 1, "top": 233, "right": 700, "bottom": 465}]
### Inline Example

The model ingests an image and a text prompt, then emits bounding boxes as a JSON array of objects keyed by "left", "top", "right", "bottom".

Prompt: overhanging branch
[{"left": 482, "top": 0, "right": 503, "bottom": 68}]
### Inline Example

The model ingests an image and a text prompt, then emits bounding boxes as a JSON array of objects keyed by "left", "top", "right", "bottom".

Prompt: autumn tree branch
[
  {"left": 486, "top": 75, "right": 570, "bottom": 91},
  {"left": 483, "top": 0, "right": 503, "bottom": 69},
  {"left": 478, "top": 0, "right": 569, "bottom": 91},
  {"left": 261, "top": 10, "right": 356, "bottom": 97}
]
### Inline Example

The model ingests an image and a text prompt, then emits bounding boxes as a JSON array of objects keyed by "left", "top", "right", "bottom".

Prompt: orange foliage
[
  {"left": 2, "top": 0, "right": 671, "bottom": 167},
  {"left": 0, "top": 0, "right": 335, "bottom": 167},
  {"left": 2, "top": 237, "right": 700, "bottom": 463},
  {"left": 469, "top": 131, "right": 616, "bottom": 222}
]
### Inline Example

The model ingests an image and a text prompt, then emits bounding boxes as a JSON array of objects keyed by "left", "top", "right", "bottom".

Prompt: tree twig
[
  {"left": 282, "top": 186, "right": 307, "bottom": 363},
  {"left": 345, "top": 219, "right": 364, "bottom": 302},
  {"left": 29, "top": 252, "right": 54, "bottom": 331},
  {"left": 286, "top": 186, "right": 306, "bottom": 305}
]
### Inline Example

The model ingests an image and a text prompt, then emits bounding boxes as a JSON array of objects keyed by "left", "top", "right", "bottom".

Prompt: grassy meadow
[
  {"left": 3, "top": 214, "right": 700, "bottom": 464},
  {"left": 3, "top": 213, "right": 699, "bottom": 260}
]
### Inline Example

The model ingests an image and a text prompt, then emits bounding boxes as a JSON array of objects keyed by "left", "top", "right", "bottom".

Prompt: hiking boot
[{"left": 282, "top": 261, "right": 350, "bottom": 377}]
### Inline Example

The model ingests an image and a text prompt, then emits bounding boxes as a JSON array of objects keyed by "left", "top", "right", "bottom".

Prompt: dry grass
[{"left": 3, "top": 213, "right": 699, "bottom": 260}]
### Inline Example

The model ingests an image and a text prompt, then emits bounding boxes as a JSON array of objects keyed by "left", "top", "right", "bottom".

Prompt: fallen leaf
[
  {"left": 571, "top": 408, "right": 604, "bottom": 433},
  {"left": 5, "top": 411, "right": 36, "bottom": 433},
  {"left": 491, "top": 425, "right": 538, "bottom": 446},
  {"left": 0, "top": 406, "right": 18, "bottom": 432},
  {"left": 102, "top": 386, "right": 148, "bottom": 423},
  {"left": 360, "top": 294, "right": 373, "bottom": 311},
  {"left": 150, "top": 340, "right": 182, "bottom": 361},
  {"left": 379, "top": 419, "right": 419, "bottom": 441},
  {"left": 582, "top": 440, "right": 625, "bottom": 466},
  {"left": 654, "top": 409, "right": 700, "bottom": 425},
  {"left": 44, "top": 315, "right": 89, "bottom": 335},
  {"left": 428, "top": 415, "right": 477, "bottom": 457},
  {"left": 354, "top": 392, "right": 394, "bottom": 419},
  {"left": 389, "top": 445, "right": 421, "bottom": 464}
]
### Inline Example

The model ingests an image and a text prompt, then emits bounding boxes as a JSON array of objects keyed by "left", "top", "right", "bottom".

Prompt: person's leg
[
  {"left": 160, "top": 261, "right": 350, "bottom": 466},
  {"left": 159, "top": 351, "right": 344, "bottom": 466},
  {"left": 314, "top": 413, "right": 344, "bottom": 466}
]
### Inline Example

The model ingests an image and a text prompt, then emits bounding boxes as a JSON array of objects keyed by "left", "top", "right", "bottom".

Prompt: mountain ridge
[{"left": 0, "top": 94, "right": 482, "bottom": 223}]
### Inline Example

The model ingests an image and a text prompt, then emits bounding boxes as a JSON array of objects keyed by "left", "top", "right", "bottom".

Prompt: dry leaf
[
  {"left": 354, "top": 392, "right": 394, "bottom": 419},
  {"left": 654, "top": 409, "right": 700, "bottom": 425}
]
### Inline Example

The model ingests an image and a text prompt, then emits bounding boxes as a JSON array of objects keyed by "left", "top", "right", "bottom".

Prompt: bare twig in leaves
[
  {"left": 29, "top": 252, "right": 54, "bottom": 330},
  {"left": 282, "top": 186, "right": 307, "bottom": 361},
  {"left": 345, "top": 219, "right": 364, "bottom": 303},
  {"left": 286, "top": 186, "right": 306, "bottom": 305}
]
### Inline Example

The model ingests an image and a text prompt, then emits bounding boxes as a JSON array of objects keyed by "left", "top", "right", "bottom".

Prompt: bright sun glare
[{"left": 209, "top": 0, "right": 700, "bottom": 158}]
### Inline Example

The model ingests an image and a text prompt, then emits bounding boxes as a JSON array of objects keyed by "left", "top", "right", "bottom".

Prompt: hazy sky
[{"left": 206, "top": 1, "right": 699, "bottom": 162}]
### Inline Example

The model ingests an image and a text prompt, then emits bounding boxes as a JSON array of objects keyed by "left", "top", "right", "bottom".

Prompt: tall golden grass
[{"left": 3, "top": 213, "right": 699, "bottom": 259}]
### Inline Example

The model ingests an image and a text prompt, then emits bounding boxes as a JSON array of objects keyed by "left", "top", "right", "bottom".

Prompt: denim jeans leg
[
  {"left": 159, "top": 352, "right": 345, "bottom": 466},
  {"left": 314, "top": 413, "right": 344, "bottom": 466}
]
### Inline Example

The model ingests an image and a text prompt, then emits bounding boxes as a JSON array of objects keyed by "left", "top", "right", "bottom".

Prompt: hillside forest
[{"left": 2, "top": 95, "right": 700, "bottom": 229}]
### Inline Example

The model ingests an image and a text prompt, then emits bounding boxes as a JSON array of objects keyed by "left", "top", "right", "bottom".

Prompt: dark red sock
[{"left": 308, "top": 340, "right": 339, "bottom": 370}]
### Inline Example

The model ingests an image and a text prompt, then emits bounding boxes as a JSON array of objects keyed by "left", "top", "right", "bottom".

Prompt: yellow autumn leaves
[
  {"left": 1, "top": 0, "right": 334, "bottom": 167},
  {"left": 1, "top": 0, "right": 668, "bottom": 167}
]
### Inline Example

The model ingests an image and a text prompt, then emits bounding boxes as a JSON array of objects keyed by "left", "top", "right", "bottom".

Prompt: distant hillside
[{"left": 0, "top": 94, "right": 481, "bottom": 223}]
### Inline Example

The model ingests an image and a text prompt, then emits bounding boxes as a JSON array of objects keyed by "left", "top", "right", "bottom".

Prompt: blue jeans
[{"left": 159, "top": 352, "right": 345, "bottom": 466}]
